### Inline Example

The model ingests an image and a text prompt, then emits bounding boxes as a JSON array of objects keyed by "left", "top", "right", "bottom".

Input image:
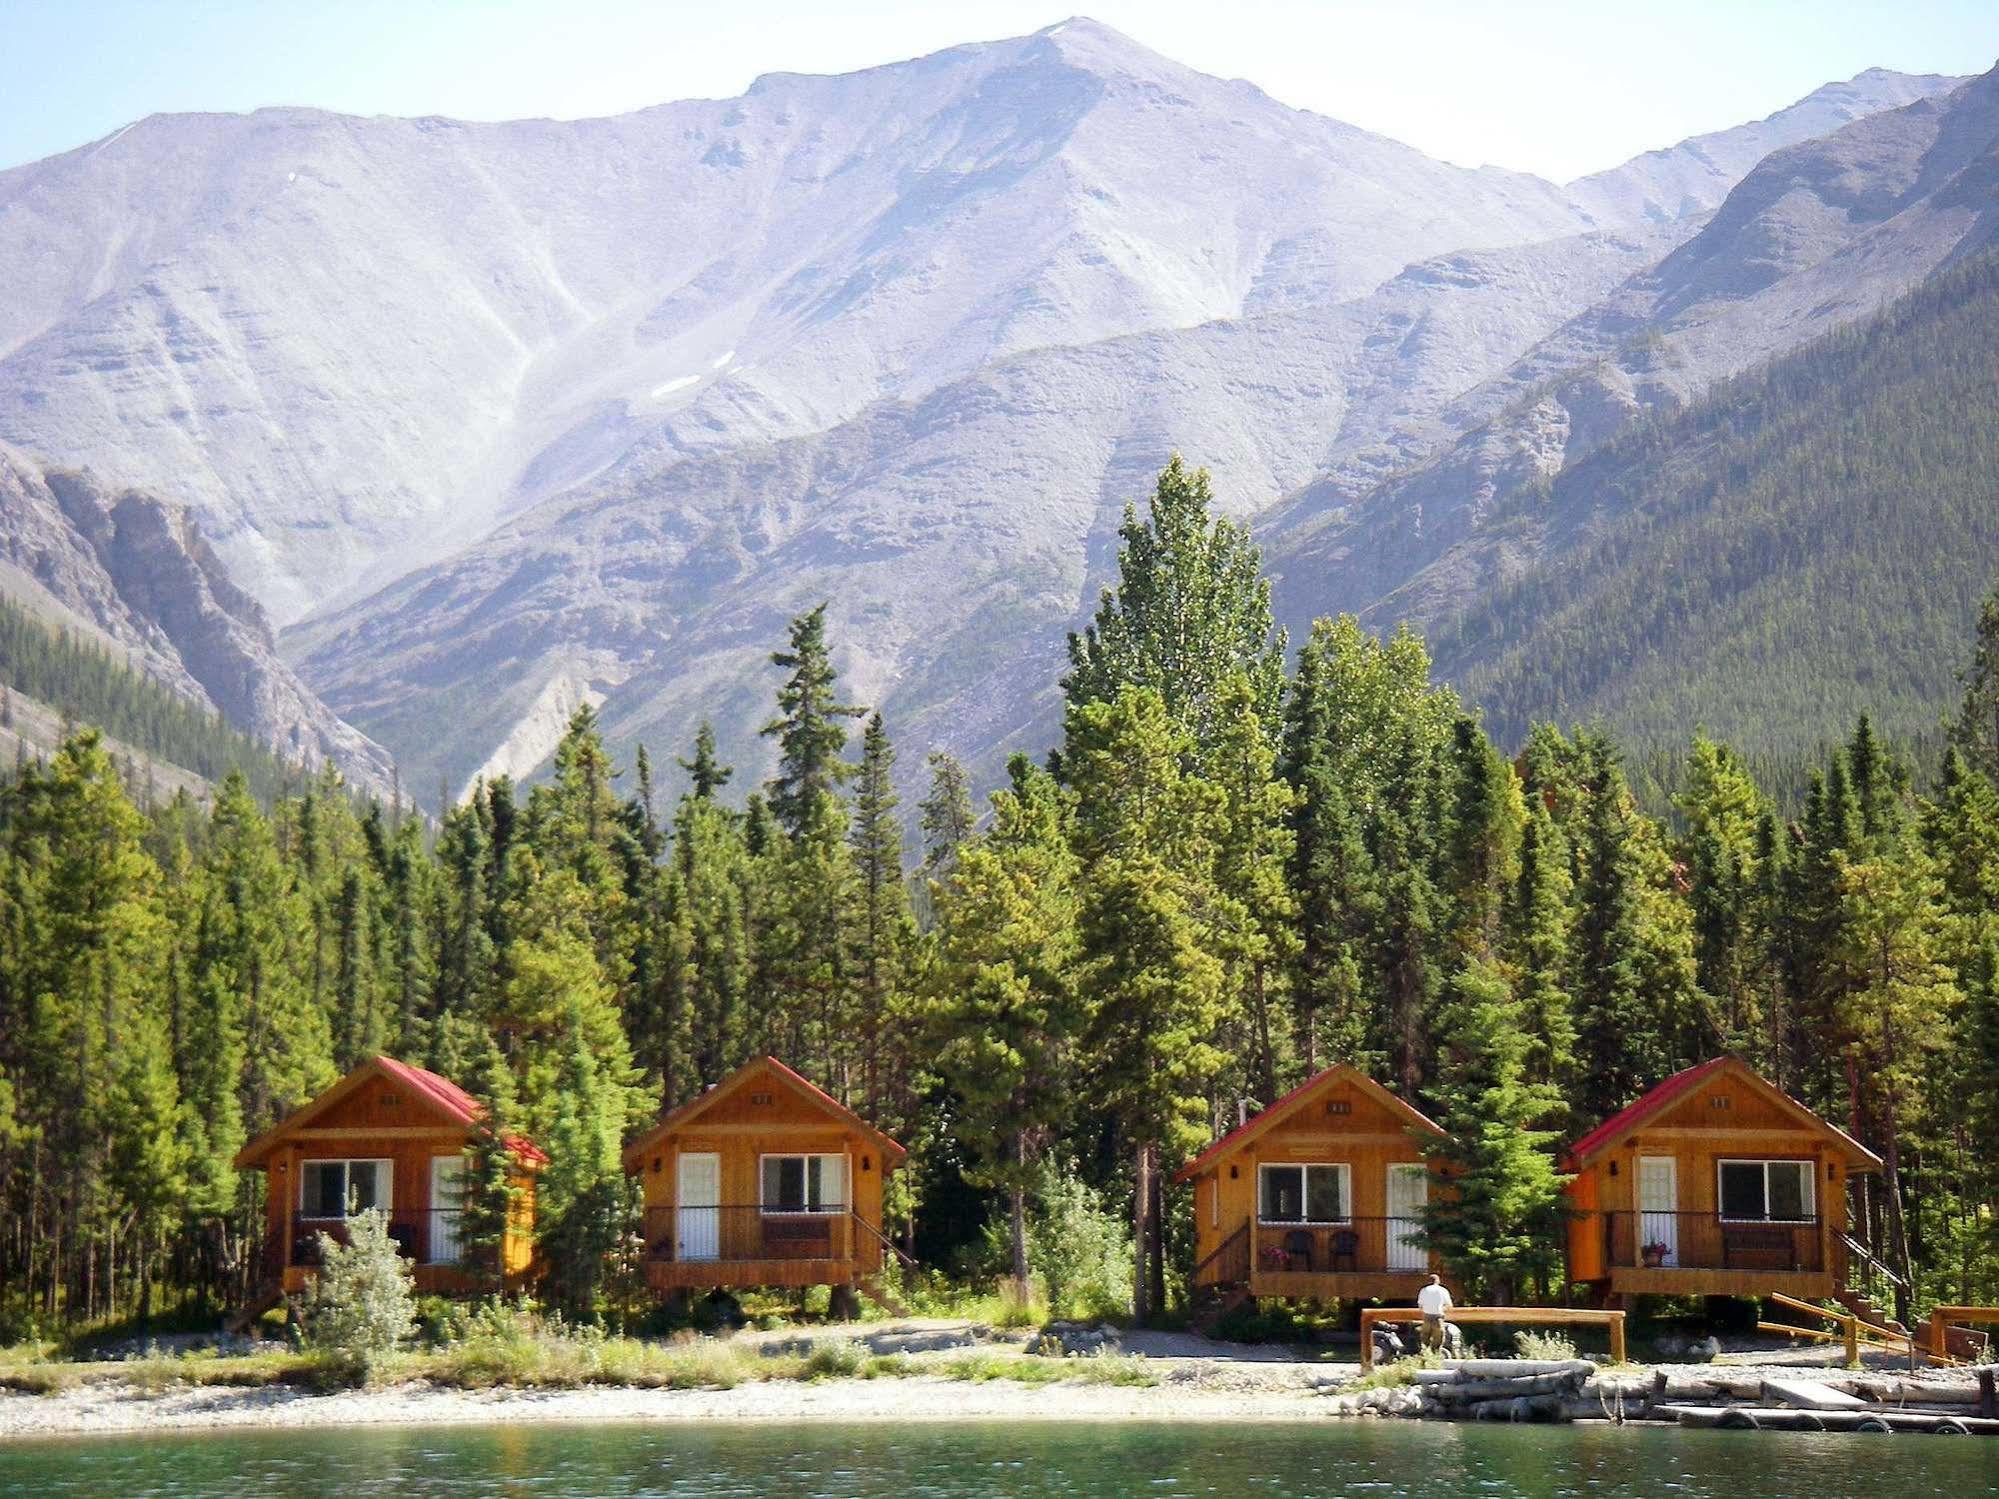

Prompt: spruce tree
[
  {"left": 1066, "top": 687, "right": 1228, "bottom": 1324},
  {"left": 927, "top": 757, "right": 1080, "bottom": 1295},
  {"left": 761, "top": 604, "right": 864, "bottom": 837},
  {"left": 1421, "top": 959, "right": 1567, "bottom": 1304}
]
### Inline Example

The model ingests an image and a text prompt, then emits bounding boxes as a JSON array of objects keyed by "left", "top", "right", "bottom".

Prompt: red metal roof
[
  {"left": 372, "top": 1056, "right": 549, "bottom": 1165},
  {"left": 1172, "top": 1063, "right": 1443, "bottom": 1184},
  {"left": 1561, "top": 1057, "right": 1731, "bottom": 1170}
]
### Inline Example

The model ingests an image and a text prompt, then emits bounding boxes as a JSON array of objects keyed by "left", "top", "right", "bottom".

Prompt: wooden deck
[
  {"left": 1606, "top": 1264, "right": 1839, "bottom": 1299},
  {"left": 643, "top": 1256, "right": 866, "bottom": 1291},
  {"left": 1248, "top": 1267, "right": 1434, "bottom": 1301}
]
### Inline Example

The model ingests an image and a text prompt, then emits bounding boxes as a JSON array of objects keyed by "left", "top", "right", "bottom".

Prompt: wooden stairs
[
  {"left": 1189, "top": 1282, "right": 1251, "bottom": 1334},
  {"left": 223, "top": 1279, "right": 285, "bottom": 1337},
  {"left": 857, "top": 1275, "right": 910, "bottom": 1318},
  {"left": 1833, "top": 1289, "right": 1988, "bottom": 1362}
]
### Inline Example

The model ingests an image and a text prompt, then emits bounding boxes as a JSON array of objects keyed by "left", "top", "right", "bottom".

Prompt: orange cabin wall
[{"left": 1186, "top": 1078, "right": 1438, "bottom": 1267}]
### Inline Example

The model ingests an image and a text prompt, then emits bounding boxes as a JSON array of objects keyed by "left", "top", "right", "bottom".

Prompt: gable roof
[
  {"left": 1172, "top": 1063, "right": 1443, "bottom": 1184},
  {"left": 233, "top": 1055, "right": 548, "bottom": 1169},
  {"left": 1563, "top": 1056, "right": 1881, "bottom": 1172},
  {"left": 621, "top": 1056, "right": 907, "bottom": 1169}
]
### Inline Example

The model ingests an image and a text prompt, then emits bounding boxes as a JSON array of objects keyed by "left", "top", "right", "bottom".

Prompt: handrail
[
  {"left": 848, "top": 1209, "right": 918, "bottom": 1272},
  {"left": 1839, "top": 1232, "right": 1907, "bottom": 1289},
  {"left": 1192, "top": 1221, "right": 1251, "bottom": 1288}
]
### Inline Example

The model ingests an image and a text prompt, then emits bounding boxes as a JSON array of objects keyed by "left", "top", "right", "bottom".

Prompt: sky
[{"left": 1, "top": 0, "right": 1995, "bottom": 179}]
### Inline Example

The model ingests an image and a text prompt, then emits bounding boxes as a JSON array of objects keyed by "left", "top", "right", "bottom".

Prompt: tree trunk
[
  {"left": 1131, "top": 1140, "right": 1152, "bottom": 1327},
  {"left": 1009, "top": 1159, "right": 1030, "bottom": 1303},
  {"left": 1882, "top": 1126, "right": 1914, "bottom": 1329},
  {"left": 1147, "top": 1158, "right": 1167, "bottom": 1319}
]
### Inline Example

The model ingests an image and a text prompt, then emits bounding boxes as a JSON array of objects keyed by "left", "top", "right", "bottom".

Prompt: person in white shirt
[{"left": 1417, "top": 1273, "right": 1453, "bottom": 1352}]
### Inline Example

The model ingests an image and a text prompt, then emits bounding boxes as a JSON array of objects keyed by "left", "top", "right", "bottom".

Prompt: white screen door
[
  {"left": 1386, "top": 1164, "right": 1428, "bottom": 1271},
  {"left": 430, "top": 1155, "right": 465, "bottom": 1264},
  {"left": 678, "top": 1152, "right": 721, "bottom": 1261},
  {"left": 1637, "top": 1156, "right": 1678, "bottom": 1266}
]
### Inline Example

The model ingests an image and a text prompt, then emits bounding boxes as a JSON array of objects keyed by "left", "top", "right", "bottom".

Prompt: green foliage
[
  {"left": 0, "top": 594, "right": 298, "bottom": 800},
  {"left": 1436, "top": 248, "right": 1999, "bottom": 764},
  {"left": 304, "top": 1209, "right": 418, "bottom": 1381}
]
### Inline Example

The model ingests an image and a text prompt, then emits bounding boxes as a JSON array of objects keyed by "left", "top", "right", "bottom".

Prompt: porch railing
[
  {"left": 1246, "top": 1217, "right": 1430, "bottom": 1276},
  {"left": 291, "top": 1210, "right": 468, "bottom": 1267},
  {"left": 641, "top": 1205, "right": 865, "bottom": 1267},
  {"left": 1599, "top": 1210, "right": 1823, "bottom": 1273}
]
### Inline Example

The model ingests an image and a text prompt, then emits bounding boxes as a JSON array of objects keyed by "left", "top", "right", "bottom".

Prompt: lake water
[{"left": 0, "top": 1419, "right": 1993, "bottom": 1496}]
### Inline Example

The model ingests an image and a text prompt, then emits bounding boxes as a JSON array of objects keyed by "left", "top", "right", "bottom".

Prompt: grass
[
  {"left": 0, "top": 1325, "right": 1157, "bottom": 1396},
  {"left": 1347, "top": 1350, "right": 1448, "bottom": 1392},
  {"left": 1513, "top": 1330, "right": 1579, "bottom": 1361}
]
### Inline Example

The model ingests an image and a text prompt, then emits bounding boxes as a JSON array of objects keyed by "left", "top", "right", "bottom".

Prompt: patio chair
[
  {"left": 1282, "top": 1229, "right": 1314, "bottom": 1271},
  {"left": 1329, "top": 1228, "right": 1359, "bottom": 1272}
]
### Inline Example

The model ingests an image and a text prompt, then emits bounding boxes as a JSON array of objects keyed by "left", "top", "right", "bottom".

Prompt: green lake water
[{"left": 0, "top": 1420, "right": 1993, "bottom": 1496}]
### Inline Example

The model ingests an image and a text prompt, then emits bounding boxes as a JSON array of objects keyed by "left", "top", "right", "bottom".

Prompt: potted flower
[{"left": 1641, "top": 1240, "right": 1669, "bottom": 1268}]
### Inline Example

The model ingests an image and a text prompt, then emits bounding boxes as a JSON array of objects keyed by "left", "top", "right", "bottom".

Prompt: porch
[
  {"left": 640, "top": 1205, "right": 887, "bottom": 1290},
  {"left": 275, "top": 1209, "right": 485, "bottom": 1294},
  {"left": 1590, "top": 1209, "right": 1839, "bottom": 1298},
  {"left": 1193, "top": 1217, "right": 1436, "bottom": 1301}
]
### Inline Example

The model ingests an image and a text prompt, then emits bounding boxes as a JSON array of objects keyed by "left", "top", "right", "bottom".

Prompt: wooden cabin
[
  {"left": 1175, "top": 1063, "right": 1448, "bottom": 1305},
  {"left": 621, "top": 1056, "right": 905, "bottom": 1299},
  {"left": 234, "top": 1056, "right": 544, "bottom": 1303},
  {"left": 1563, "top": 1056, "right": 1882, "bottom": 1302}
]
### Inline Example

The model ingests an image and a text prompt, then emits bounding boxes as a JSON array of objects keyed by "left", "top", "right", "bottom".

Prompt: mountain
[
  {"left": 0, "top": 17, "right": 1605, "bottom": 625},
  {"left": 0, "top": 18, "right": 1971, "bottom": 797},
  {"left": 1267, "top": 62, "right": 1999, "bottom": 642},
  {"left": 1566, "top": 66, "right": 1964, "bottom": 227},
  {"left": 0, "top": 442, "right": 396, "bottom": 793},
  {"left": 1429, "top": 245, "right": 1999, "bottom": 758}
]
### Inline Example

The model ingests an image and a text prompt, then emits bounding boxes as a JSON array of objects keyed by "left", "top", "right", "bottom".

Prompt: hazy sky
[{"left": 3, "top": 0, "right": 1995, "bottom": 178}]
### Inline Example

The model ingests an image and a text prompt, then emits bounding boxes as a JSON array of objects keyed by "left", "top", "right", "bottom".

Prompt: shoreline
[
  {"left": 0, "top": 1373, "right": 1337, "bottom": 1441},
  {"left": 3, "top": 1322, "right": 1976, "bottom": 1444}
]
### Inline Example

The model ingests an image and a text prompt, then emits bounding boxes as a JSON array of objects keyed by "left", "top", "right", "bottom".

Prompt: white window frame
[
  {"left": 758, "top": 1152, "right": 847, "bottom": 1215},
  {"left": 1715, "top": 1158, "right": 1816, "bottom": 1222},
  {"left": 1255, "top": 1162, "right": 1352, "bottom": 1225},
  {"left": 298, "top": 1157, "right": 393, "bottom": 1219}
]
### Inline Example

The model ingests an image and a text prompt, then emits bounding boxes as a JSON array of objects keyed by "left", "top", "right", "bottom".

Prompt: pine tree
[
  {"left": 535, "top": 1005, "right": 630, "bottom": 1319},
  {"left": 761, "top": 605, "right": 864, "bottom": 838},
  {"left": 1502, "top": 802, "right": 1577, "bottom": 1098},
  {"left": 927, "top": 757, "right": 1081, "bottom": 1294},
  {"left": 678, "top": 722, "right": 733, "bottom": 801},
  {"left": 1062, "top": 454, "right": 1286, "bottom": 757},
  {"left": 1949, "top": 583, "right": 1999, "bottom": 785},
  {"left": 918, "top": 751, "right": 976, "bottom": 889},
  {"left": 849, "top": 713, "right": 913, "bottom": 1115},
  {"left": 1066, "top": 687, "right": 1228, "bottom": 1324},
  {"left": 1421, "top": 959, "right": 1567, "bottom": 1303}
]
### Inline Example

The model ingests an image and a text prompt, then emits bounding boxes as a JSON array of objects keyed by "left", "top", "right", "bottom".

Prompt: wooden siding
[
  {"left": 1186, "top": 1072, "right": 1442, "bottom": 1293},
  {"left": 1564, "top": 1062, "right": 1856, "bottom": 1298},
  {"left": 630, "top": 1061, "right": 894, "bottom": 1292}
]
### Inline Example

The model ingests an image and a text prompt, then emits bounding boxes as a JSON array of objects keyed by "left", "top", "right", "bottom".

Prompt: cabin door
[
  {"left": 1386, "top": 1165, "right": 1428, "bottom": 1271},
  {"left": 429, "top": 1155, "right": 465, "bottom": 1264},
  {"left": 678, "top": 1152, "right": 721, "bottom": 1262},
  {"left": 1637, "top": 1156, "right": 1678, "bottom": 1266}
]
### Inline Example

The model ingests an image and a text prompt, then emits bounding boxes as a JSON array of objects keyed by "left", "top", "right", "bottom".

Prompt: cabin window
[
  {"left": 1717, "top": 1159, "right": 1814, "bottom": 1221},
  {"left": 1257, "top": 1163, "right": 1349, "bottom": 1224},
  {"left": 300, "top": 1159, "right": 391, "bottom": 1218},
  {"left": 761, "top": 1153, "right": 845, "bottom": 1214}
]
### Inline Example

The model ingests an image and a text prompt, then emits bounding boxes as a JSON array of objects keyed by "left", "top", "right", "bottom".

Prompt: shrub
[
  {"left": 303, "top": 1210, "right": 417, "bottom": 1383},
  {"left": 804, "top": 1338, "right": 865, "bottom": 1378},
  {"left": 1514, "top": 1329, "right": 1578, "bottom": 1361},
  {"left": 1028, "top": 1166, "right": 1132, "bottom": 1322}
]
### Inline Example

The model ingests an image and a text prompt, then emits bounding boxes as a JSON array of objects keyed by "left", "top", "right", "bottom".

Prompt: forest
[{"left": 1, "top": 454, "right": 1996, "bottom": 1335}]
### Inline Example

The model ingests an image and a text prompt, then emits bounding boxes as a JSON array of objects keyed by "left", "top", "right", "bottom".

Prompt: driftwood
[
  {"left": 1466, "top": 1393, "right": 1567, "bottom": 1422},
  {"left": 1425, "top": 1373, "right": 1588, "bottom": 1403}
]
